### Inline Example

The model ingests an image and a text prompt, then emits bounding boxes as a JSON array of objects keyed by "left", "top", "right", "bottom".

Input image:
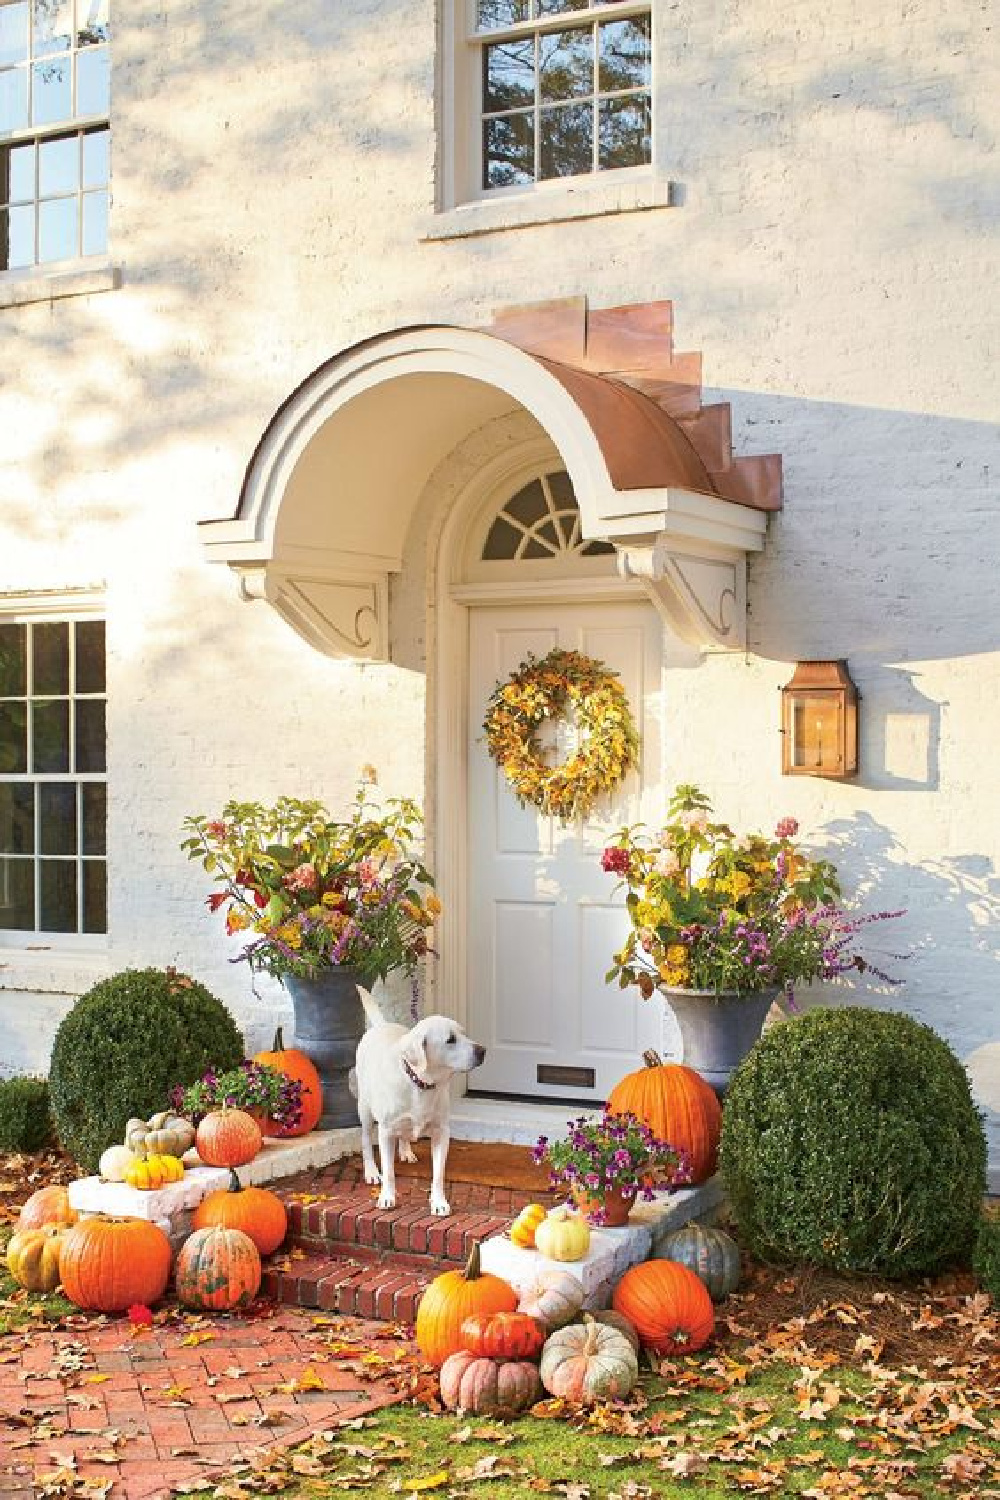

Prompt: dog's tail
[{"left": 356, "top": 985, "right": 386, "bottom": 1028}]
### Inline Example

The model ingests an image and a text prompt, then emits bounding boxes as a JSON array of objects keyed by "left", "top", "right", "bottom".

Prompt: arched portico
[{"left": 198, "top": 314, "right": 774, "bottom": 658}]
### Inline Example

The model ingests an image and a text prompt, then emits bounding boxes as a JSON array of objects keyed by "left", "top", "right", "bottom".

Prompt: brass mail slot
[{"left": 537, "top": 1064, "right": 596, "bottom": 1089}]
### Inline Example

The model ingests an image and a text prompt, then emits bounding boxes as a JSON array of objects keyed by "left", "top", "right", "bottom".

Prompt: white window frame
[
  {"left": 0, "top": 0, "right": 111, "bottom": 277},
  {"left": 442, "top": 0, "right": 654, "bottom": 212},
  {"left": 0, "top": 591, "right": 107, "bottom": 952}
]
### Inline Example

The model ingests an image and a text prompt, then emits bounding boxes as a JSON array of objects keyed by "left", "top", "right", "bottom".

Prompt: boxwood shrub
[
  {"left": 49, "top": 968, "right": 245, "bottom": 1172},
  {"left": 719, "top": 1006, "right": 987, "bottom": 1277},
  {"left": 0, "top": 1075, "right": 54, "bottom": 1152},
  {"left": 973, "top": 1207, "right": 1000, "bottom": 1305}
]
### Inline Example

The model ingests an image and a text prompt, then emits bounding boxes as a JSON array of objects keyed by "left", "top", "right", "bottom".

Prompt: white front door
[{"left": 467, "top": 601, "right": 663, "bottom": 1102}]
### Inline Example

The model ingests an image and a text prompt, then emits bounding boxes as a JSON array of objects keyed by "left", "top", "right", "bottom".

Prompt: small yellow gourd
[
  {"left": 534, "top": 1204, "right": 591, "bottom": 1263},
  {"left": 6, "top": 1225, "right": 66, "bottom": 1292},
  {"left": 124, "top": 1153, "right": 186, "bottom": 1190},
  {"left": 509, "top": 1202, "right": 547, "bottom": 1249}
]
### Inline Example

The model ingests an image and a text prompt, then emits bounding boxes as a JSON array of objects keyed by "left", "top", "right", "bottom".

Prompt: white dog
[{"left": 353, "top": 986, "right": 486, "bottom": 1216}]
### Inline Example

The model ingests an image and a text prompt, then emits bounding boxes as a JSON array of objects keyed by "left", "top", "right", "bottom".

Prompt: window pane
[
  {"left": 539, "top": 25, "right": 592, "bottom": 102},
  {"left": 1, "top": 202, "right": 34, "bottom": 266},
  {"left": 38, "top": 192, "right": 75, "bottom": 259},
  {"left": 39, "top": 131, "right": 78, "bottom": 193},
  {"left": 484, "top": 111, "right": 534, "bottom": 189},
  {"left": 75, "top": 697, "right": 104, "bottom": 772},
  {"left": 34, "top": 622, "right": 69, "bottom": 693},
  {"left": 40, "top": 857, "right": 75, "bottom": 931},
  {"left": 82, "top": 857, "right": 105, "bottom": 932},
  {"left": 0, "top": 2, "right": 28, "bottom": 66},
  {"left": 0, "top": 703, "right": 27, "bottom": 773},
  {"left": 40, "top": 781, "right": 76, "bottom": 854},
  {"left": 81, "top": 125, "right": 107, "bottom": 186},
  {"left": 32, "top": 0, "right": 72, "bottom": 55},
  {"left": 77, "top": 0, "right": 109, "bottom": 45},
  {"left": 506, "top": 479, "right": 547, "bottom": 526},
  {"left": 477, "top": 0, "right": 530, "bottom": 25},
  {"left": 81, "top": 779, "right": 104, "bottom": 853},
  {"left": 32, "top": 699, "right": 69, "bottom": 772},
  {"left": 0, "top": 64, "right": 29, "bottom": 131},
  {"left": 538, "top": 0, "right": 589, "bottom": 12},
  {"left": 482, "top": 517, "right": 522, "bottom": 560},
  {"left": 0, "top": 856, "right": 34, "bottom": 930},
  {"left": 0, "top": 783, "right": 34, "bottom": 853},
  {"left": 484, "top": 39, "right": 534, "bottom": 112},
  {"left": 0, "top": 622, "right": 26, "bottom": 695},
  {"left": 75, "top": 619, "right": 104, "bottom": 692},
  {"left": 540, "top": 100, "right": 593, "bottom": 178},
  {"left": 598, "top": 92, "right": 650, "bottom": 169},
  {"left": 32, "top": 54, "right": 71, "bottom": 123},
  {"left": 3, "top": 141, "right": 34, "bottom": 201},
  {"left": 599, "top": 16, "right": 650, "bottom": 93},
  {"left": 75, "top": 40, "right": 108, "bottom": 114},
  {"left": 81, "top": 184, "right": 105, "bottom": 253}
]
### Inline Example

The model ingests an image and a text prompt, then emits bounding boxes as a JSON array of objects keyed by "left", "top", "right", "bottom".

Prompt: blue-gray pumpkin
[{"left": 658, "top": 1223, "right": 741, "bottom": 1301}]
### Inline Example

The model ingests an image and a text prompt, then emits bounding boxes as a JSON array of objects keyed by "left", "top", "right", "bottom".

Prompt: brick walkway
[{"left": 0, "top": 1301, "right": 414, "bottom": 1500}]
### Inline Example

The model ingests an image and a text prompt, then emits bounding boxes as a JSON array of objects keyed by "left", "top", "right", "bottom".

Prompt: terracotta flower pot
[{"left": 572, "top": 1185, "right": 637, "bottom": 1227}]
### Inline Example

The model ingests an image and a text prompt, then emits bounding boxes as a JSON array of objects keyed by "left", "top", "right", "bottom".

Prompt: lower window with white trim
[{"left": 0, "top": 614, "right": 107, "bottom": 938}]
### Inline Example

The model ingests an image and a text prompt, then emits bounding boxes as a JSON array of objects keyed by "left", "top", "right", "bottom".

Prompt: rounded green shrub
[
  {"left": 719, "top": 1007, "right": 987, "bottom": 1277},
  {"left": 49, "top": 968, "right": 245, "bottom": 1172},
  {"left": 972, "top": 1207, "right": 1000, "bottom": 1305},
  {"left": 0, "top": 1075, "right": 54, "bottom": 1152}
]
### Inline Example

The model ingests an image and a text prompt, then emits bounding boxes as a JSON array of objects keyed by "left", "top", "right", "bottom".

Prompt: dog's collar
[{"left": 402, "top": 1057, "right": 437, "bottom": 1091}]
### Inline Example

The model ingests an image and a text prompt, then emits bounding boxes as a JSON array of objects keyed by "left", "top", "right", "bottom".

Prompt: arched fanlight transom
[{"left": 482, "top": 470, "right": 615, "bottom": 562}]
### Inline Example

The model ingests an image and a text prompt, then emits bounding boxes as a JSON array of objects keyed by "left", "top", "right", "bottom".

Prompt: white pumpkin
[
  {"left": 99, "top": 1144, "right": 139, "bottom": 1182},
  {"left": 534, "top": 1204, "right": 591, "bottom": 1263}
]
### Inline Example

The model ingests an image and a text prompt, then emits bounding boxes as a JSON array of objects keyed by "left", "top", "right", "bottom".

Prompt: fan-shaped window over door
[{"left": 482, "top": 470, "right": 615, "bottom": 563}]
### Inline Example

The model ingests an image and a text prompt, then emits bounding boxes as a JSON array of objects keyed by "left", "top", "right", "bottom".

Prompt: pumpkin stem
[
  {"left": 463, "top": 1241, "right": 483, "bottom": 1280},
  {"left": 642, "top": 1049, "right": 662, "bottom": 1069},
  {"left": 272, "top": 1027, "right": 284, "bottom": 1050},
  {"left": 227, "top": 1168, "right": 243, "bottom": 1194}
]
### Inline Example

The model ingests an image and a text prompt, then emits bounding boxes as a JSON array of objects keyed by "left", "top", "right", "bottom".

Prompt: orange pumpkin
[
  {"left": 460, "top": 1310, "right": 545, "bottom": 1361},
  {"left": 612, "top": 1258, "right": 715, "bottom": 1354},
  {"left": 253, "top": 1027, "right": 323, "bottom": 1136},
  {"left": 17, "top": 1184, "right": 77, "bottom": 1232},
  {"left": 607, "top": 1053, "right": 722, "bottom": 1184},
  {"left": 59, "top": 1216, "right": 172, "bottom": 1312},
  {"left": 195, "top": 1108, "right": 262, "bottom": 1168},
  {"left": 175, "top": 1225, "right": 261, "bottom": 1312},
  {"left": 415, "top": 1242, "right": 519, "bottom": 1366},
  {"left": 192, "top": 1167, "right": 288, "bottom": 1255}
]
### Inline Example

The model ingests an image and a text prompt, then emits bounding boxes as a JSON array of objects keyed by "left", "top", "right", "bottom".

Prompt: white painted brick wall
[{"left": 1, "top": 0, "right": 997, "bottom": 1180}]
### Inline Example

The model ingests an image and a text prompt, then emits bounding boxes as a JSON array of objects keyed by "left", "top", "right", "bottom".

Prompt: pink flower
[
  {"left": 601, "top": 846, "right": 630, "bottom": 876},
  {"left": 775, "top": 817, "right": 799, "bottom": 839},
  {"left": 357, "top": 857, "right": 379, "bottom": 888},
  {"left": 206, "top": 820, "right": 228, "bottom": 840},
  {"left": 284, "top": 863, "right": 318, "bottom": 894}
]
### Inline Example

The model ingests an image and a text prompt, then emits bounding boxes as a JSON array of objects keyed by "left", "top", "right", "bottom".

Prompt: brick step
[
  {"left": 262, "top": 1250, "right": 434, "bottom": 1323},
  {"left": 286, "top": 1190, "right": 517, "bottom": 1266}
]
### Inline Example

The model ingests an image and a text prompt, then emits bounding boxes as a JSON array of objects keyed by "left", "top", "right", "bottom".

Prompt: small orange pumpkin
[
  {"left": 195, "top": 1108, "right": 262, "bottom": 1168},
  {"left": 174, "top": 1225, "right": 261, "bottom": 1311},
  {"left": 509, "top": 1203, "right": 547, "bottom": 1249},
  {"left": 253, "top": 1027, "right": 323, "bottom": 1136},
  {"left": 59, "top": 1216, "right": 172, "bottom": 1312},
  {"left": 612, "top": 1258, "right": 715, "bottom": 1354},
  {"left": 17, "top": 1184, "right": 77, "bottom": 1232},
  {"left": 415, "top": 1242, "right": 519, "bottom": 1367},
  {"left": 460, "top": 1310, "right": 545, "bottom": 1361},
  {"left": 607, "top": 1053, "right": 722, "bottom": 1184},
  {"left": 192, "top": 1168, "right": 288, "bottom": 1255}
]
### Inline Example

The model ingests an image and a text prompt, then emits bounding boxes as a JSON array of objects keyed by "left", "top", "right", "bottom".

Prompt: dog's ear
[{"left": 400, "top": 1028, "right": 430, "bottom": 1082}]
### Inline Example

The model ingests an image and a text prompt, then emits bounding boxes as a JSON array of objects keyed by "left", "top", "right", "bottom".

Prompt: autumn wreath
[{"left": 483, "top": 647, "right": 640, "bottom": 821}]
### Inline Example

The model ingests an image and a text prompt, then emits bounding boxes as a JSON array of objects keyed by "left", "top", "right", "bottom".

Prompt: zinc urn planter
[
  {"left": 660, "top": 986, "right": 779, "bottom": 1099},
  {"left": 282, "top": 969, "right": 371, "bottom": 1130}
]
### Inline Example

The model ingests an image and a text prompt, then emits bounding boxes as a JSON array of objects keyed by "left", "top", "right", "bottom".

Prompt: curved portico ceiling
[{"left": 199, "top": 318, "right": 775, "bottom": 659}]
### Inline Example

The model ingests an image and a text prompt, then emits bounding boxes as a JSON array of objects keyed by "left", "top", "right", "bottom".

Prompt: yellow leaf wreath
[{"left": 483, "top": 647, "right": 640, "bottom": 821}]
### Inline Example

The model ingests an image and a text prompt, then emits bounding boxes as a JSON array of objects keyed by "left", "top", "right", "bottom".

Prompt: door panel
[{"left": 468, "top": 601, "right": 663, "bottom": 1100}]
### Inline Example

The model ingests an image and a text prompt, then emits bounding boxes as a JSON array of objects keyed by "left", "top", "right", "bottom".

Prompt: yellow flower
[
  {"left": 226, "top": 909, "right": 252, "bottom": 933},
  {"left": 274, "top": 923, "right": 302, "bottom": 950},
  {"left": 425, "top": 893, "right": 443, "bottom": 916},
  {"left": 665, "top": 944, "right": 688, "bottom": 967}
]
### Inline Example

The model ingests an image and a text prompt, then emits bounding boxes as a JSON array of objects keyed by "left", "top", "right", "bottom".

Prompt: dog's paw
[
  {"left": 364, "top": 1166, "right": 382, "bottom": 1186},
  {"left": 398, "top": 1141, "right": 417, "bottom": 1163},
  {"left": 377, "top": 1189, "right": 397, "bottom": 1211},
  {"left": 430, "top": 1197, "right": 451, "bottom": 1217}
]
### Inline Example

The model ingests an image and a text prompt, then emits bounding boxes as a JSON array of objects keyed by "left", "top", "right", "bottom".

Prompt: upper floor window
[
  {"left": 474, "top": 1, "right": 651, "bottom": 193},
  {"left": 0, "top": 615, "right": 107, "bottom": 939},
  {"left": 0, "top": 0, "right": 110, "bottom": 272}
]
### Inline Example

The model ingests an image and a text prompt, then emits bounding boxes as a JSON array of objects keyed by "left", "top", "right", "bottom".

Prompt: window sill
[
  {"left": 0, "top": 258, "right": 123, "bottom": 310},
  {"left": 0, "top": 946, "right": 111, "bottom": 996},
  {"left": 422, "top": 174, "right": 674, "bottom": 241}
]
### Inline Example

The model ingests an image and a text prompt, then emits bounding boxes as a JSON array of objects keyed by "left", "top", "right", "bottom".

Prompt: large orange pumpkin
[
  {"left": 612, "top": 1258, "right": 715, "bottom": 1354},
  {"left": 607, "top": 1053, "right": 722, "bottom": 1184},
  {"left": 192, "top": 1167, "right": 288, "bottom": 1255},
  {"left": 174, "top": 1225, "right": 261, "bottom": 1311},
  {"left": 253, "top": 1027, "right": 323, "bottom": 1136},
  {"left": 195, "top": 1108, "right": 262, "bottom": 1167},
  {"left": 415, "top": 1242, "right": 518, "bottom": 1366},
  {"left": 18, "top": 1184, "right": 77, "bottom": 1231},
  {"left": 59, "top": 1216, "right": 172, "bottom": 1312}
]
